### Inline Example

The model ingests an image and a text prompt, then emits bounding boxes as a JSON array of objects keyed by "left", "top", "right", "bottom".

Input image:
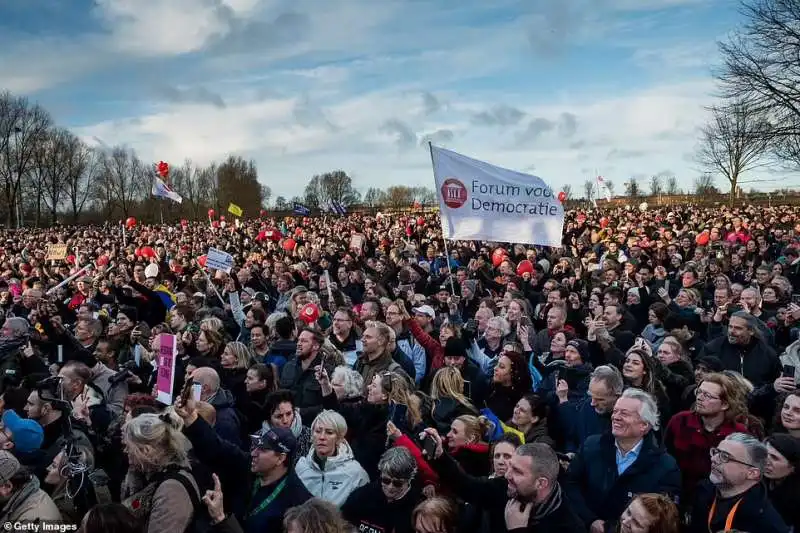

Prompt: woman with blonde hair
[
  {"left": 412, "top": 496, "right": 459, "bottom": 533},
  {"left": 317, "top": 366, "right": 422, "bottom": 477},
  {"left": 295, "top": 410, "right": 369, "bottom": 506},
  {"left": 445, "top": 414, "right": 494, "bottom": 477},
  {"left": 219, "top": 341, "right": 254, "bottom": 406},
  {"left": 121, "top": 413, "right": 201, "bottom": 533},
  {"left": 195, "top": 328, "right": 224, "bottom": 359},
  {"left": 430, "top": 366, "right": 478, "bottom": 434}
]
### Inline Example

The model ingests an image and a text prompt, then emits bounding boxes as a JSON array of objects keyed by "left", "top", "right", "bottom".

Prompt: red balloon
[
  {"left": 141, "top": 246, "right": 155, "bottom": 259},
  {"left": 283, "top": 238, "right": 297, "bottom": 251},
  {"left": 125, "top": 217, "right": 136, "bottom": 229},
  {"left": 557, "top": 191, "right": 567, "bottom": 203},
  {"left": 66, "top": 255, "right": 75, "bottom": 265},
  {"left": 220, "top": 215, "right": 226, "bottom": 222},
  {"left": 405, "top": 226, "right": 413, "bottom": 237},
  {"left": 260, "top": 209, "right": 267, "bottom": 217},
  {"left": 211, "top": 221, "right": 220, "bottom": 228},
  {"left": 599, "top": 217, "right": 609, "bottom": 228},
  {"left": 256, "top": 230, "right": 267, "bottom": 241},
  {"left": 492, "top": 248, "right": 507, "bottom": 268},
  {"left": 417, "top": 217, "right": 425, "bottom": 226},
  {"left": 198, "top": 255, "right": 207, "bottom": 267},
  {"left": 157, "top": 161, "right": 169, "bottom": 178},
  {"left": 294, "top": 227, "right": 303, "bottom": 237},
  {"left": 96, "top": 255, "right": 109, "bottom": 266},
  {"left": 516, "top": 259, "right": 534, "bottom": 276},
  {"left": 180, "top": 219, "right": 188, "bottom": 226},
  {"left": 696, "top": 231, "right": 710, "bottom": 246},
  {"left": 208, "top": 209, "right": 216, "bottom": 218}
]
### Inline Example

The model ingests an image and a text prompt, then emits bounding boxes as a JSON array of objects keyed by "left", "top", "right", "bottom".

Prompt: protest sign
[
  {"left": 206, "top": 247, "right": 233, "bottom": 273},
  {"left": 46, "top": 244, "right": 68, "bottom": 261},
  {"left": 228, "top": 203, "right": 243, "bottom": 217},
  {"left": 156, "top": 334, "right": 177, "bottom": 405}
]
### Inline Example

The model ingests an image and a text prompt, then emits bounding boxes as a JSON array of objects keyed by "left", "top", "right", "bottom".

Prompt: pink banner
[{"left": 156, "top": 334, "right": 177, "bottom": 405}]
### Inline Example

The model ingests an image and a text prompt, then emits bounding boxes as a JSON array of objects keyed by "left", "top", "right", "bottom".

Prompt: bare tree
[
  {"left": 274, "top": 196, "right": 288, "bottom": 210},
  {"left": 694, "top": 173, "right": 720, "bottom": 195},
  {"left": 665, "top": 174, "right": 680, "bottom": 195},
  {"left": 649, "top": 174, "right": 663, "bottom": 196},
  {"left": 561, "top": 184, "right": 572, "bottom": 201},
  {"left": 0, "top": 93, "right": 52, "bottom": 227},
  {"left": 717, "top": 0, "right": 800, "bottom": 166},
  {"left": 583, "top": 179, "right": 594, "bottom": 201},
  {"left": 604, "top": 180, "right": 615, "bottom": 197},
  {"left": 624, "top": 177, "right": 641, "bottom": 197},
  {"left": 63, "top": 143, "right": 97, "bottom": 223},
  {"left": 32, "top": 128, "right": 77, "bottom": 225},
  {"left": 97, "top": 146, "right": 148, "bottom": 217},
  {"left": 696, "top": 100, "right": 770, "bottom": 205},
  {"left": 363, "top": 187, "right": 384, "bottom": 208}
]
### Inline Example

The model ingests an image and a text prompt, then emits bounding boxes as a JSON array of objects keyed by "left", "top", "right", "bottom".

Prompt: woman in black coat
[{"left": 765, "top": 434, "right": 800, "bottom": 531}]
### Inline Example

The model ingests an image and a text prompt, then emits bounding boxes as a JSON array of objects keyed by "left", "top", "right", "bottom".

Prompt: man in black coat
[
  {"left": 424, "top": 427, "right": 585, "bottom": 533},
  {"left": 564, "top": 388, "right": 680, "bottom": 533}
]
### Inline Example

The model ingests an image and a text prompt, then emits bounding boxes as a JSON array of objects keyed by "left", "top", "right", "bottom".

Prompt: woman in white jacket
[{"left": 295, "top": 409, "right": 370, "bottom": 506}]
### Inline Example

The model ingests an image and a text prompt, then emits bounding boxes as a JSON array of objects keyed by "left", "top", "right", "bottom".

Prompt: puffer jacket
[{"left": 295, "top": 441, "right": 370, "bottom": 506}]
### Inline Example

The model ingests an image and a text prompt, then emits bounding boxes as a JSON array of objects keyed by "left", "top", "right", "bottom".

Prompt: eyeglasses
[
  {"left": 695, "top": 388, "right": 721, "bottom": 401},
  {"left": 380, "top": 475, "right": 409, "bottom": 488},
  {"left": 709, "top": 448, "right": 757, "bottom": 468}
]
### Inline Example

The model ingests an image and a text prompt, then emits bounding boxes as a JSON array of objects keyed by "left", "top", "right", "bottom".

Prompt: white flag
[
  {"left": 430, "top": 145, "right": 564, "bottom": 247},
  {"left": 152, "top": 177, "right": 183, "bottom": 204}
]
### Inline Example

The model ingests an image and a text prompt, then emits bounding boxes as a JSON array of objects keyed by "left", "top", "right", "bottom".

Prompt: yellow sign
[
  {"left": 228, "top": 203, "right": 243, "bottom": 217},
  {"left": 46, "top": 244, "right": 68, "bottom": 261}
]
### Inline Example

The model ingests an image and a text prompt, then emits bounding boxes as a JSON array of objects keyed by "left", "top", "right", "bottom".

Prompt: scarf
[{"left": 532, "top": 482, "right": 563, "bottom": 525}]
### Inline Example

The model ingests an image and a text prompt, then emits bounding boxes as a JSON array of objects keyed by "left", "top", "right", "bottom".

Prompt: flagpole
[{"left": 427, "top": 142, "right": 456, "bottom": 295}]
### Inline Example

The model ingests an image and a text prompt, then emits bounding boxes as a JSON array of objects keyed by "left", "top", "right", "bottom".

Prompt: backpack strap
[{"left": 158, "top": 467, "right": 202, "bottom": 510}]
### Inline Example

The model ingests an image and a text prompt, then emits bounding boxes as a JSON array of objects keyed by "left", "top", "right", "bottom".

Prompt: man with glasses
[
  {"left": 564, "top": 388, "right": 680, "bottom": 533},
  {"left": 688, "top": 433, "right": 788, "bottom": 533},
  {"left": 341, "top": 447, "right": 423, "bottom": 533},
  {"left": 664, "top": 372, "right": 749, "bottom": 508}
]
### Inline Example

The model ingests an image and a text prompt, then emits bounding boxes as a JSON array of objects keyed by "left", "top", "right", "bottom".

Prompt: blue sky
[{"left": 0, "top": 0, "right": 756, "bottom": 199}]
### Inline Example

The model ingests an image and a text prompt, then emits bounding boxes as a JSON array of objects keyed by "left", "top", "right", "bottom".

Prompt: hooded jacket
[
  {"left": 208, "top": 388, "right": 242, "bottom": 448},
  {"left": 295, "top": 441, "right": 370, "bottom": 506}
]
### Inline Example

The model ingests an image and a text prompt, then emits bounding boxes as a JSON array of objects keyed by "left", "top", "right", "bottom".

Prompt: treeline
[{"left": 0, "top": 91, "right": 268, "bottom": 227}]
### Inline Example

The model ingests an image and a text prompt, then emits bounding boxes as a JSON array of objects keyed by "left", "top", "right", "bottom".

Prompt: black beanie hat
[
  {"left": 444, "top": 337, "right": 467, "bottom": 359},
  {"left": 766, "top": 434, "right": 800, "bottom": 469}
]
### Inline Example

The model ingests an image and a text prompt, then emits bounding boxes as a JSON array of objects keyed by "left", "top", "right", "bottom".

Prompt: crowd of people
[{"left": 0, "top": 203, "right": 797, "bottom": 533}]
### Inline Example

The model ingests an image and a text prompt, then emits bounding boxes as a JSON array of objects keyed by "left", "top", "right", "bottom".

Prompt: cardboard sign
[
  {"left": 228, "top": 203, "right": 243, "bottom": 217},
  {"left": 349, "top": 234, "right": 365, "bottom": 255},
  {"left": 46, "top": 244, "right": 68, "bottom": 261},
  {"left": 156, "top": 334, "right": 177, "bottom": 405},
  {"left": 206, "top": 247, "right": 233, "bottom": 273}
]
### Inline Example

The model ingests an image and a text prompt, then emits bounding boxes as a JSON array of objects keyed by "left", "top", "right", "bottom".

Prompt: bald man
[{"left": 191, "top": 367, "right": 242, "bottom": 447}]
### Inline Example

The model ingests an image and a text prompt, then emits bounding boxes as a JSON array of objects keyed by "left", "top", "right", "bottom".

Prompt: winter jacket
[
  {"left": 354, "top": 350, "right": 409, "bottom": 391},
  {"left": 342, "top": 481, "right": 424, "bottom": 533},
  {"left": 329, "top": 330, "right": 362, "bottom": 368},
  {"left": 0, "top": 476, "right": 61, "bottom": 524},
  {"left": 208, "top": 388, "right": 243, "bottom": 448},
  {"left": 699, "top": 336, "right": 781, "bottom": 391},
  {"left": 450, "top": 442, "right": 491, "bottom": 478},
  {"left": 295, "top": 442, "right": 370, "bottom": 506},
  {"left": 663, "top": 410, "right": 748, "bottom": 503},
  {"left": 768, "top": 472, "right": 800, "bottom": 531},
  {"left": 396, "top": 329, "right": 427, "bottom": 384},
  {"left": 689, "top": 480, "right": 788, "bottom": 533},
  {"left": 556, "top": 398, "right": 612, "bottom": 453},
  {"left": 432, "top": 397, "right": 478, "bottom": 435},
  {"left": 279, "top": 353, "right": 334, "bottom": 409},
  {"left": 183, "top": 416, "right": 311, "bottom": 530},
  {"left": 430, "top": 451, "right": 585, "bottom": 533},
  {"left": 485, "top": 384, "right": 522, "bottom": 423},
  {"left": 640, "top": 324, "right": 667, "bottom": 349},
  {"left": 564, "top": 432, "right": 681, "bottom": 531},
  {"left": 262, "top": 339, "right": 296, "bottom": 371}
]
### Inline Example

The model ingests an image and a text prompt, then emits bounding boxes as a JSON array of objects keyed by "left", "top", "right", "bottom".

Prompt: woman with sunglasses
[{"left": 341, "top": 447, "right": 423, "bottom": 533}]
